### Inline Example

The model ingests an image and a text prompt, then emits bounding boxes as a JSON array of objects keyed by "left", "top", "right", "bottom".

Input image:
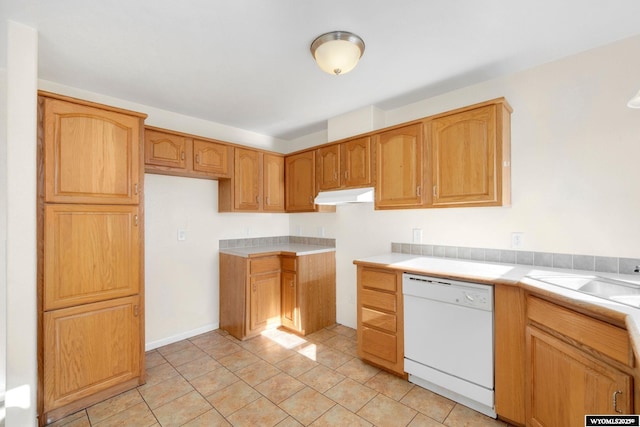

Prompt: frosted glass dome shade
[{"left": 311, "top": 31, "right": 365, "bottom": 75}]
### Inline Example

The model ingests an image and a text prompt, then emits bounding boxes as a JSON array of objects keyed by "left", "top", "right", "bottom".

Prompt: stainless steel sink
[{"left": 527, "top": 274, "right": 640, "bottom": 308}]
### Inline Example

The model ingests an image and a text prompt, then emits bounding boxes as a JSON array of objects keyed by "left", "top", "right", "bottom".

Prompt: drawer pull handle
[
  {"left": 613, "top": 390, "right": 623, "bottom": 413},
  {"left": 181, "top": 151, "right": 185, "bottom": 160}
]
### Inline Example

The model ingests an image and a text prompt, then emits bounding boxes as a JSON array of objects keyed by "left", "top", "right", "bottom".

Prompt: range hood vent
[{"left": 314, "top": 187, "right": 374, "bottom": 205}]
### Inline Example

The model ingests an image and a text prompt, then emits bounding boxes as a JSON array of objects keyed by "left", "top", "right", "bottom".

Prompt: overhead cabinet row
[{"left": 144, "top": 97, "right": 512, "bottom": 211}]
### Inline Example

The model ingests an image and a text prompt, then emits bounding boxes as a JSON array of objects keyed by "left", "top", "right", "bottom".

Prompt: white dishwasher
[{"left": 403, "top": 273, "right": 495, "bottom": 418}]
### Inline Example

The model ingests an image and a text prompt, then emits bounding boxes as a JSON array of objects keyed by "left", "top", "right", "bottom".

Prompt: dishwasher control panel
[{"left": 402, "top": 273, "right": 493, "bottom": 311}]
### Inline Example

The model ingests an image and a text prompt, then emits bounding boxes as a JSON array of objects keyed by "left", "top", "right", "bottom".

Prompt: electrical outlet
[
  {"left": 412, "top": 228, "right": 423, "bottom": 244},
  {"left": 177, "top": 229, "right": 187, "bottom": 241},
  {"left": 511, "top": 232, "right": 524, "bottom": 249},
  {"left": 318, "top": 227, "right": 325, "bottom": 237}
]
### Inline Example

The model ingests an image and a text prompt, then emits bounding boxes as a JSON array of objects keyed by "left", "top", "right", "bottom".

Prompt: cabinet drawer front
[
  {"left": 361, "top": 326, "right": 397, "bottom": 363},
  {"left": 361, "top": 268, "right": 397, "bottom": 292},
  {"left": 250, "top": 257, "right": 280, "bottom": 274},
  {"left": 281, "top": 257, "right": 296, "bottom": 272},
  {"left": 360, "top": 289, "right": 396, "bottom": 313},
  {"left": 361, "top": 307, "right": 396, "bottom": 333},
  {"left": 527, "top": 295, "right": 631, "bottom": 365}
]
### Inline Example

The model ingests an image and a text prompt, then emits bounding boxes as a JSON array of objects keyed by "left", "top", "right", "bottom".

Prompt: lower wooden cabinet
[
  {"left": 356, "top": 265, "right": 404, "bottom": 376},
  {"left": 43, "top": 296, "right": 142, "bottom": 420},
  {"left": 220, "top": 251, "right": 335, "bottom": 340}
]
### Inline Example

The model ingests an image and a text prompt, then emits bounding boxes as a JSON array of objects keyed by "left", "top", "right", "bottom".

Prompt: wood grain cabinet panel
[
  {"left": 428, "top": 101, "right": 511, "bottom": 207},
  {"left": 43, "top": 296, "right": 141, "bottom": 414},
  {"left": 285, "top": 151, "right": 316, "bottom": 212},
  {"left": 43, "top": 97, "right": 141, "bottom": 204},
  {"left": 233, "top": 148, "right": 261, "bottom": 211},
  {"left": 144, "top": 129, "right": 187, "bottom": 169},
  {"left": 316, "top": 137, "right": 372, "bottom": 191},
  {"left": 374, "top": 124, "right": 423, "bottom": 209},
  {"left": 263, "top": 154, "right": 285, "bottom": 212},
  {"left": 316, "top": 144, "right": 341, "bottom": 191},
  {"left": 43, "top": 204, "right": 140, "bottom": 311},
  {"left": 249, "top": 272, "right": 281, "bottom": 334},
  {"left": 193, "top": 139, "right": 230, "bottom": 176}
]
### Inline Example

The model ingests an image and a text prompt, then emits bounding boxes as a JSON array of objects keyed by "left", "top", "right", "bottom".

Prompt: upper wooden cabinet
[
  {"left": 43, "top": 97, "right": 143, "bottom": 204},
  {"left": 219, "top": 149, "right": 285, "bottom": 212},
  {"left": 316, "top": 136, "right": 372, "bottom": 191},
  {"left": 285, "top": 150, "right": 316, "bottom": 212},
  {"left": 374, "top": 124, "right": 424, "bottom": 209},
  {"left": 427, "top": 101, "right": 511, "bottom": 207},
  {"left": 144, "top": 127, "right": 231, "bottom": 180}
]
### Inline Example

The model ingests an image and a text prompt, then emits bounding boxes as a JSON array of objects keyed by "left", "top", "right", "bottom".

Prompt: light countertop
[
  {"left": 353, "top": 253, "right": 640, "bottom": 359},
  {"left": 220, "top": 244, "right": 336, "bottom": 258}
]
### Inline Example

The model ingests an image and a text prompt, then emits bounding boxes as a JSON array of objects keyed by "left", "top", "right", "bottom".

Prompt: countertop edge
[{"left": 220, "top": 245, "right": 336, "bottom": 258}]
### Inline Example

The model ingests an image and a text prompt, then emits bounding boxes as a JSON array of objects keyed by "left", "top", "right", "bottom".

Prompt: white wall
[
  {"left": 291, "top": 34, "right": 640, "bottom": 328},
  {"left": 143, "top": 175, "right": 289, "bottom": 349},
  {"left": 5, "top": 21, "right": 38, "bottom": 427}
]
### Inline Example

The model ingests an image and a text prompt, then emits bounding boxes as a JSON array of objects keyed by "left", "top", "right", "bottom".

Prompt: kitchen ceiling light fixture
[
  {"left": 310, "top": 31, "right": 365, "bottom": 76},
  {"left": 628, "top": 90, "right": 640, "bottom": 108}
]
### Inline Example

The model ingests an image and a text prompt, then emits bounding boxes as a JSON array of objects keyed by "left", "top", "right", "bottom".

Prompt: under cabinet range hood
[{"left": 314, "top": 187, "right": 374, "bottom": 205}]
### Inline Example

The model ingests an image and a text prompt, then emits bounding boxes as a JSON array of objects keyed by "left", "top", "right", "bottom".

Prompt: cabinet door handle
[
  {"left": 334, "top": 172, "right": 337, "bottom": 181},
  {"left": 196, "top": 154, "right": 200, "bottom": 164},
  {"left": 433, "top": 185, "right": 437, "bottom": 197},
  {"left": 181, "top": 151, "right": 185, "bottom": 160},
  {"left": 309, "top": 196, "right": 313, "bottom": 204},
  {"left": 134, "top": 183, "right": 139, "bottom": 195},
  {"left": 134, "top": 215, "right": 138, "bottom": 226},
  {"left": 416, "top": 186, "right": 421, "bottom": 196},
  {"left": 289, "top": 280, "right": 294, "bottom": 288},
  {"left": 265, "top": 196, "right": 270, "bottom": 205},
  {"left": 134, "top": 305, "right": 139, "bottom": 317},
  {"left": 345, "top": 170, "right": 349, "bottom": 180},
  {"left": 613, "top": 390, "right": 623, "bottom": 413},
  {"left": 253, "top": 283, "right": 256, "bottom": 292}
]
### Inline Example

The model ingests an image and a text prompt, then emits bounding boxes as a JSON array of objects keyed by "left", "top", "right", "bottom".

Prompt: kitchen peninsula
[{"left": 219, "top": 236, "right": 336, "bottom": 340}]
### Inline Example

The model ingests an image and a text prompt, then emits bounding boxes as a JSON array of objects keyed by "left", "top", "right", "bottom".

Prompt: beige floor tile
[
  {"left": 145, "top": 350, "right": 167, "bottom": 369},
  {"left": 409, "top": 413, "right": 447, "bottom": 426},
  {"left": 175, "top": 355, "right": 221, "bottom": 380},
  {"left": 332, "top": 324, "right": 357, "bottom": 338},
  {"left": 276, "top": 416, "right": 304, "bottom": 427},
  {"left": 235, "top": 359, "right": 281, "bottom": 386},
  {"left": 162, "top": 345, "right": 208, "bottom": 367},
  {"left": 254, "top": 372, "right": 305, "bottom": 404},
  {"left": 365, "top": 370, "right": 414, "bottom": 401},
  {"left": 93, "top": 401, "right": 157, "bottom": 427},
  {"left": 143, "top": 362, "right": 180, "bottom": 386},
  {"left": 217, "top": 349, "right": 261, "bottom": 372},
  {"left": 315, "top": 347, "right": 353, "bottom": 370},
  {"left": 400, "top": 386, "right": 455, "bottom": 422},
  {"left": 156, "top": 339, "right": 198, "bottom": 356},
  {"left": 258, "top": 342, "right": 298, "bottom": 364},
  {"left": 357, "top": 394, "right": 418, "bottom": 427},
  {"left": 335, "top": 358, "right": 380, "bottom": 383},
  {"left": 324, "top": 334, "right": 357, "bottom": 353},
  {"left": 189, "top": 366, "right": 239, "bottom": 397},
  {"left": 139, "top": 375, "right": 194, "bottom": 409},
  {"left": 276, "top": 353, "right": 319, "bottom": 377},
  {"left": 181, "top": 408, "right": 231, "bottom": 427},
  {"left": 443, "top": 404, "right": 507, "bottom": 427},
  {"left": 298, "top": 364, "right": 346, "bottom": 393},
  {"left": 279, "top": 386, "right": 336, "bottom": 425},
  {"left": 189, "top": 330, "right": 230, "bottom": 350},
  {"left": 305, "top": 328, "right": 338, "bottom": 343},
  {"left": 226, "top": 396, "right": 288, "bottom": 427},
  {"left": 46, "top": 410, "right": 90, "bottom": 427},
  {"left": 86, "top": 389, "right": 144, "bottom": 424},
  {"left": 261, "top": 328, "right": 308, "bottom": 349},
  {"left": 152, "top": 390, "right": 212, "bottom": 427},
  {"left": 207, "top": 380, "right": 261, "bottom": 416},
  {"left": 239, "top": 334, "right": 280, "bottom": 353},
  {"left": 310, "top": 404, "right": 373, "bottom": 427},
  {"left": 324, "top": 378, "right": 378, "bottom": 412},
  {"left": 204, "top": 339, "right": 243, "bottom": 359},
  {"left": 295, "top": 341, "right": 325, "bottom": 360}
]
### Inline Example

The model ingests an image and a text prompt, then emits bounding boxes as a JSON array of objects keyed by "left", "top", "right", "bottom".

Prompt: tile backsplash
[
  {"left": 220, "top": 236, "right": 336, "bottom": 249},
  {"left": 391, "top": 242, "right": 640, "bottom": 275}
]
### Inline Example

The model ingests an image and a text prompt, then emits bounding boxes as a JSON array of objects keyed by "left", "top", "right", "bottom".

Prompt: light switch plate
[
  {"left": 412, "top": 228, "right": 423, "bottom": 244},
  {"left": 511, "top": 232, "right": 523, "bottom": 249}
]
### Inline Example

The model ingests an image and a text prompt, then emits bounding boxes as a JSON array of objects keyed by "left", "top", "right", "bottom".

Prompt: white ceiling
[{"left": 3, "top": 0, "right": 640, "bottom": 140}]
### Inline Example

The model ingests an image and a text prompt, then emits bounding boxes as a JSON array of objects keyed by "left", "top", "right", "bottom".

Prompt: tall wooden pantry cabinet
[{"left": 37, "top": 92, "right": 146, "bottom": 425}]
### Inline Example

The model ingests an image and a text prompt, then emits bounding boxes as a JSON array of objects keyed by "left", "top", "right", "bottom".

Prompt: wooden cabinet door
[
  {"left": 193, "top": 139, "right": 230, "bottom": 177},
  {"left": 43, "top": 98, "right": 141, "bottom": 204},
  {"left": 263, "top": 154, "right": 285, "bottom": 212},
  {"left": 249, "top": 272, "right": 281, "bottom": 334},
  {"left": 43, "top": 295, "right": 141, "bottom": 412},
  {"left": 234, "top": 148, "right": 261, "bottom": 211},
  {"left": 144, "top": 129, "right": 187, "bottom": 169},
  {"left": 281, "top": 270, "right": 298, "bottom": 331},
  {"left": 527, "top": 326, "right": 632, "bottom": 427},
  {"left": 430, "top": 105, "right": 497, "bottom": 206},
  {"left": 43, "top": 204, "right": 140, "bottom": 310},
  {"left": 285, "top": 151, "right": 316, "bottom": 212},
  {"left": 375, "top": 124, "right": 423, "bottom": 209},
  {"left": 316, "top": 145, "right": 340, "bottom": 191},
  {"left": 342, "top": 136, "right": 372, "bottom": 188}
]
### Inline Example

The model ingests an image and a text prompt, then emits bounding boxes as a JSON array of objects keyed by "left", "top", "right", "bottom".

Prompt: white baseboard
[{"left": 145, "top": 323, "right": 219, "bottom": 352}]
